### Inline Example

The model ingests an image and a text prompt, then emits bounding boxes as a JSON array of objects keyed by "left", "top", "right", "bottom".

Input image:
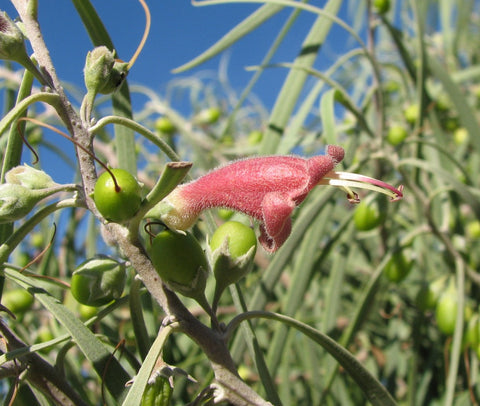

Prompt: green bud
[
  {"left": 70, "top": 256, "right": 126, "bottom": 307},
  {"left": 0, "top": 11, "right": 29, "bottom": 63},
  {"left": 84, "top": 46, "right": 128, "bottom": 96},
  {"left": 0, "top": 184, "right": 55, "bottom": 223},
  {"left": 5, "top": 165, "right": 56, "bottom": 189},
  {"left": 208, "top": 221, "right": 257, "bottom": 309},
  {"left": 148, "top": 229, "right": 208, "bottom": 301},
  {"left": 84, "top": 46, "right": 115, "bottom": 94}
]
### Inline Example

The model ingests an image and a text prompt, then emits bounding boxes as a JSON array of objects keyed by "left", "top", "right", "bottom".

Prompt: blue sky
[{"left": 3, "top": 1, "right": 354, "bottom": 108}]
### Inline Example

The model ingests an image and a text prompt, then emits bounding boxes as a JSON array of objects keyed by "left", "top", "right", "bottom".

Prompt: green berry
[
  {"left": 155, "top": 117, "right": 176, "bottom": 135},
  {"left": 466, "top": 220, "right": 480, "bottom": 239},
  {"left": 2, "top": 289, "right": 34, "bottom": 314},
  {"left": 71, "top": 257, "right": 126, "bottom": 307},
  {"left": 404, "top": 104, "right": 420, "bottom": 125},
  {"left": 353, "top": 201, "right": 383, "bottom": 231},
  {"left": 210, "top": 221, "right": 257, "bottom": 259},
  {"left": 78, "top": 304, "right": 99, "bottom": 320},
  {"left": 148, "top": 229, "right": 208, "bottom": 298},
  {"left": 384, "top": 252, "right": 412, "bottom": 283},
  {"left": 386, "top": 125, "right": 408, "bottom": 146},
  {"left": 416, "top": 276, "right": 447, "bottom": 311},
  {"left": 435, "top": 280, "right": 458, "bottom": 335},
  {"left": 247, "top": 130, "right": 263, "bottom": 146},
  {"left": 373, "top": 0, "right": 390, "bottom": 14},
  {"left": 194, "top": 107, "right": 221, "bottom": 125},
  {"left": 93, "top": 169, "right": 142, "bottom": 223},
  {"left": 453, "top": 127, "right": 469, "bottom": 145}
]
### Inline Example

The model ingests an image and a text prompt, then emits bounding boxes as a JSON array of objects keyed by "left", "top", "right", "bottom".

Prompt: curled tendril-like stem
[
  {"left": 127, "top": 0, "right": 151, "bottom": 71},
  {"left": 143, "top": 221, "right": 169, "bottom": 243},
  {"left": 102, "top": 339, "right": 126, "bottom": 406},
  {"left": 17, "top": 117, "right": 122, "bottom": 192},
  {"left": 19, "top": 223, "right": 56, "bottom": 273}
]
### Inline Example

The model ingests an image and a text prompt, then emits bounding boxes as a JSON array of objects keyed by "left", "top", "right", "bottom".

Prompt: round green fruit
[
  {"left": 78, "top": 304, "right": 99, "bottom": 320},
  {"left": 453, "top": 127, "right": 468, "bottom": 145},
  {"left": 466, "top": 220, "right": 480, "bottom": 240},
  {"left": 435, "top": 285, "right": 458, "bottom": 335},
  {"left": 71, "top": 257, "right": 126, "bottom": 307},
  {"left": 387, "top": 125, "right": 408, "bottom": 146},
  {"left": 384, "top": 252, "right": 412, "bottom": 283},
  {"left": 149, "top": 229, "right": 208, "bottom": 289},
  {"left": 353, "top": 201, "right": 383, "bottom": 231},
  {"left": 404, "top": 104, "right": 420, "bottom": 125},
  {"left": 194, "top": 107, "right": 221, "bottom": 125},
  {"left": 247, "top": 131, "right": 263, "bottom": 146},
  {"left": 464, "top": 315, "right": 480, "bottom": 349},
  {"left": 373, "top": 0, "right": 390, "bottom": 14},
  {"left": 93, "top": 168, "right": 142, "bottom": 223},
  {"left": 155, "top": 116, "right": 176, "bottom": 135},
  {"left": 2, "top": 289, "right": 34, "bottom": 314},
  {"left": 416, "top": 276, "right": 447, "bottom": 311},
  {"left": 210, "top": 221, "right": 257, "bottom": 259}
]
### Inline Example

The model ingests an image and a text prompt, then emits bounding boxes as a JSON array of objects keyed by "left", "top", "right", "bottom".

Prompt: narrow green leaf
[
  {"left": 129, "top": 277, "right": 151, "bottom": 360},
  {"left": 230, "top": 311, "right": 397, "bottom": 406},
  {"left": 70, "top": 0, "right": 114, "bottom": 49},
  {"left": 427, "top": 56, "right": 480, "bottom": 153},
  {"left": 230, "top": 286, "right": 283, "bottom": 405},
  {"left": 320, "top": 88, "right": 337, "bottom": 145},
  {"left": 260, "top": 0, "right": 343, "bottom": 154},
  {"left": 121, "top": 325, "right": 174, "bottom": 406},
  {"left": 266, "top": 204, "right": 333, "bottom": 375}
]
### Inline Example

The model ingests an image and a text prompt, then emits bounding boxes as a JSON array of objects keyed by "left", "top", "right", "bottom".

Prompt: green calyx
[
  {"left": 0, "top": 12, "right": 29, "bottom": 63},
  {"left": 208, "top": 221, "right": 257, "bottom": 310},
  {"left": 148, "top": 229, "right": 208, "bottom": 300},
  {"left": 70, "top": 256, "right": 126, "bottom": 307},
  {"left": 5, "top": 164, "right": 57, "bottom": 189}
]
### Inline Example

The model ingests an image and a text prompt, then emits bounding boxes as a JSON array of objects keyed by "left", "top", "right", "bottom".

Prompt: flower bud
[
  {"left": 70, "top": 256, "right": 126, "bottom": 307},
  {"left": 209, "top": 221, "right": 257, "bottom": 308},
  {"left": 0, "top": 11, "right": 29, "bottom": 63},
  {"left": 84, "top": 46, "right": 128, "bottom": 96},
  {"left": 5, "top": 165, "right": 56, "bottom": 189},
  {"left": 148, "top": 229, "right": 208, "bottom": 301},
  {"left": 0, "top": 184, "right": 52, "bottom": 223},
  {"left": 84, "top": 46, "right": 114, "bottom": 92}
]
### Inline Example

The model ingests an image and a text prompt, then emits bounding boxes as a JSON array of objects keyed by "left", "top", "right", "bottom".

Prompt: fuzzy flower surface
[{"left": 150, "top": 145, "right": 403, "bottom": 252}]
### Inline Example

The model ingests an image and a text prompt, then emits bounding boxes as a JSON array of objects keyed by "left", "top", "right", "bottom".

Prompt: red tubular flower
[{"left": 150, "top": 145, "right": 403, "bottom": 252}]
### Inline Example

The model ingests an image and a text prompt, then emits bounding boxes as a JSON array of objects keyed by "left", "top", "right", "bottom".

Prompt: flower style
[{"left": 149, "top": 145, "right": 403, "bottom": 252}]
